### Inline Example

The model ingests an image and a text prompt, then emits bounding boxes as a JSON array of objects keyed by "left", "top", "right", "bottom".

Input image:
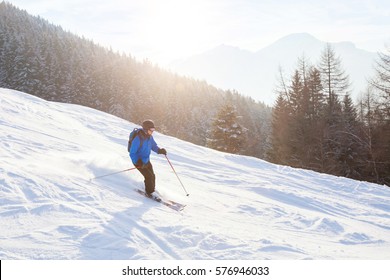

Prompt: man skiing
[{"left": 129, "top": 120, "right": 167, "bottom": 197}]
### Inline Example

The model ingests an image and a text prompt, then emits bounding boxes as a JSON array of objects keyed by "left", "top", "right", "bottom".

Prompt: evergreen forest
[
  {"left": 270, "top": 46, "right": 390, "bottom": 185},
  {"left": 0, "top": 2, "right": 271, "bottom": 158}
]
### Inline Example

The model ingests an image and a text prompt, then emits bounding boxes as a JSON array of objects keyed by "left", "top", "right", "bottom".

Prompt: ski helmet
[{"left": 142, "top": 120, "right": 155, "bottom": 130}]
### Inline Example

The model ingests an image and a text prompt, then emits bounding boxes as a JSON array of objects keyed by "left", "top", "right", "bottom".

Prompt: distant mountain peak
[
  {"left": 259, "top": 33, "right": 323, "bottom": 53},
  {"left": 205, "top": 44, "right": 253, "bottom": 55},
  {"left": 170, "top": 33, "right": 377, "bottom": 105},
  {"left": 276, "top": 32, "right": 319, "bottom": 42}
]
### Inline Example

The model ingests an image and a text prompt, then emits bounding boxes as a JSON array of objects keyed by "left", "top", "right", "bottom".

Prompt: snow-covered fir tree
[{"left": 208, "top": 104, "right": 244, "bottom": 154}]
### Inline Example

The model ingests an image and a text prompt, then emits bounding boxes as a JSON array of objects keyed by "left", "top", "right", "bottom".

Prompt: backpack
[{"left": 127, "top": 128, "right": 144, "bottom": 152}]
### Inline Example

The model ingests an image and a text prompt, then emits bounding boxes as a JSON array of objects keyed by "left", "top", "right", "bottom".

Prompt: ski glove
[{"left": 158, "top": 148, "right": 167, "bottom": 155}]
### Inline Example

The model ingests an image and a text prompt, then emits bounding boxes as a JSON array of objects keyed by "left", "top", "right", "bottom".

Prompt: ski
[{"left": 135, "top": 189, "right": 186, "bottom": 211}]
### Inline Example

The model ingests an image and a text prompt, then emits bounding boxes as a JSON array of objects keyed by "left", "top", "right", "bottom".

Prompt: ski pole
[
  {"left": 165, "top": 155, "right": 189, "bottom": 196},
  {"left": 90, "top": 167, "right": 137, "bottom": 180}
]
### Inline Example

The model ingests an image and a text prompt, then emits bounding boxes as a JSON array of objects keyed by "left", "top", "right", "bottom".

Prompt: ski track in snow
[{"left": 1, "top": 88, "right": 390, "bottom": 260}]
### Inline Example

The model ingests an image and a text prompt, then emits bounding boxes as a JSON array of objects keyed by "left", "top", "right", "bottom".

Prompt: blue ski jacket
[{"left": 129, "top": 129, "right": 160, "bottom": 165}]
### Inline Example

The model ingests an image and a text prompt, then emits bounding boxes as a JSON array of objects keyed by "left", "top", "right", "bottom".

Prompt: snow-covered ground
[{"left": 1, "top": 88, "right": 389, "bottom": 260}]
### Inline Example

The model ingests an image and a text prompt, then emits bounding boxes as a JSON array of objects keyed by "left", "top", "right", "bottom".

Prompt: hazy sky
[{"left": 7, "top": 0, "right": 390, "bottom": 66}]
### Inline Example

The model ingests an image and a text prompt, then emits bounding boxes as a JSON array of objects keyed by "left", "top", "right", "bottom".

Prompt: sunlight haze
[{"left": 7, "top": 0, "right": 390, "bottom": 66}]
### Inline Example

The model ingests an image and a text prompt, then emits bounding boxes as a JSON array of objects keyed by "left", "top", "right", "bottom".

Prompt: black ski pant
[{"left": 135, "top": 161, "right": 156, "bottom": 195}]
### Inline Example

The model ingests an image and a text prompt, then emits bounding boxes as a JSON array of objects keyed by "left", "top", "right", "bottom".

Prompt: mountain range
[{"left": 169, "top": 33, "right": 378, "bottom": 105}]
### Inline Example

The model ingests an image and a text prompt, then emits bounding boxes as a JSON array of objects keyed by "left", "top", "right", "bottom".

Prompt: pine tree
[
  {"left": 339, "top": 94, "right": 364, "bottom": 178},
  {"left": 287, "top": 70, "right": 307, "bottom": 166},
  {"left": 269, "top": 94, "right": 290, "bottom": 164},
  {"left": 318, "top": 44, "right": 351, "bottom": 175},
  {"left": 318, "top": 44, "right": 350, "bottom": 112},
  {"left": 369, "top": 44, "right": 390, "bottom": 184},
  {"left": 307, "top": 67, "right": 325, "bottom": 120},
  {"left": 358, "top": 89, "right": 382, "bottom": 183},
  {"left": 370, "top": 45, "right": 390, "bottom": 117},
  {"left": 209, "top": 104, "right": 245, "bottom": 154},
  {"left": 302, "top": 66, "right": 326, "bottom": 171}
]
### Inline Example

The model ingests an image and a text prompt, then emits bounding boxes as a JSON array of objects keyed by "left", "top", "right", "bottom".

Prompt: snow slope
[{"left": 1, "top": 88, "right": 390, "bottom": 260}]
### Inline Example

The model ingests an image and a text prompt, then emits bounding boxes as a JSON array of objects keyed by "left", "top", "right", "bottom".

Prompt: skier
[{"left": 129, "top": 120, "right": 167, "bottom": 197}]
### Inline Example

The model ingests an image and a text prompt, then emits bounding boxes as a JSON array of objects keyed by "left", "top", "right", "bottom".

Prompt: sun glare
[{"left": 142, "top": 0, "right": 213, "bottom": 62}]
